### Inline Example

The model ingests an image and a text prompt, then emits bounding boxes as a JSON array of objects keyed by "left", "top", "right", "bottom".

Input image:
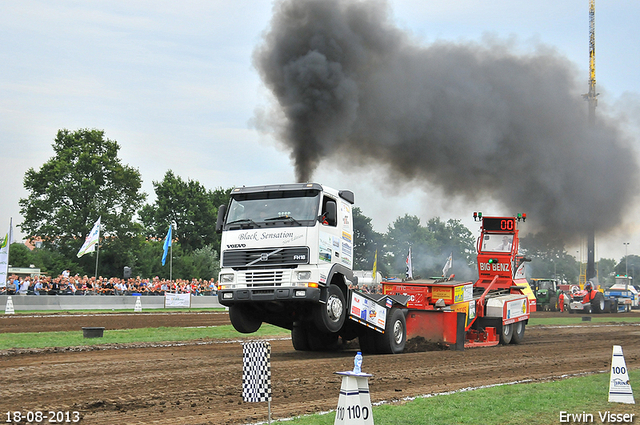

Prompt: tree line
[{"left": 11, "top": 128, "right": 636, "bottom": 285}]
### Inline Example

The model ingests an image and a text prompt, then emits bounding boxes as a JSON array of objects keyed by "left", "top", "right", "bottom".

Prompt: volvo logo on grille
[
  {"left": 260, "top": 253, "right": 269, "bottom": 261},
  {"left": 227, "top": 244, "right": 246, "bottom": 248}
]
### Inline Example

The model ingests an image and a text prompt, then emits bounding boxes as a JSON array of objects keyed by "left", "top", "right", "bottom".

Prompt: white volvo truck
[{"left": 216, "top": 183, "right": 361, "bottom": 350}]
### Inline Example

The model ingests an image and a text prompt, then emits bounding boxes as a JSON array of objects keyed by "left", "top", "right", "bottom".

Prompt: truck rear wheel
[
  {"left": 314, "top": 284, "right": 346, "bottom": 333},
  {"left": 358, "top": 330, "right": 378, "bottom": 354},
  {"left": 375, "top": 308, "right": 406, "bottom": 354},
  {"left": 499, "top": 323, "right": 513, "bottom": 345},
  {"left": 591, "top": 292, "right": 605, "bottom": 314},
  {"left": 510, "top": 321, "right": 525, "bottom": 344},
  {"left": 229, "top": 305, "right": 262, "bottom": 333},
  {"left": 292, "top": 323, "right": 310, "bottom": 351},
  {"left": 307, "top": 330, "right": 341, "bottom": 351}
]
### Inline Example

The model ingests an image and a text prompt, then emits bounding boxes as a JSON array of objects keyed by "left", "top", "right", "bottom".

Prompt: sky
[{"left": 2, "top": 0, "right": 640, "bottom": 263}]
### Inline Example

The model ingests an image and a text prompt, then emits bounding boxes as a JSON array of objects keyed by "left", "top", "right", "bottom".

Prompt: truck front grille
[
  {"left": 239, "top": 270, "right": 285, "bottom": 287},
  {"left": 222, "top": 247, "right": 310, "bottom": 268}
]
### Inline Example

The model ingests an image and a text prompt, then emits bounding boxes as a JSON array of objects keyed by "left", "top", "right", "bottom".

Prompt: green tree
[
  {"left": 29, "top": 246, "right": 72, "bottom": 277},
  {"left": 140, "top": 171, "right": 231, "bottom": 252},
  {"left": 519, "top": 232, "right": 579, "bottom": 284},
  {"left": 19, "top": 128, "right": 146, "bottom": 275},
  {"left": 597, "top": 258, "right": 616, "bottom": 287},
  {"left": 384, "top": 214, "right": 435, "bottom": 278},
  {"left": 352, "top": 207, "right": 384, "bottom": 272},
  {"left": 190, "top": 245, "right": 220, "bottom": 280},
  {"left": 7, "top": 243, "right": 33, "bottom": 268},
  {"left": 615, "top": 254, "right": 640, "bottom": 281},
  {"left": 426, "top": 217, "right": 477, "bottom": 280}
]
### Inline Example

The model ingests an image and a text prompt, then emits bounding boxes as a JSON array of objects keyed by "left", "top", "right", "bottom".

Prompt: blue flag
[{"left": 162, "top": 225, "right": 172, "bottom": 266}]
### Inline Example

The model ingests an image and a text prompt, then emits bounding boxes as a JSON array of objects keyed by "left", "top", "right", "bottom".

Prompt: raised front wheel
[{"left": 314, "top": 284, "right": 346, "bottom": 333}]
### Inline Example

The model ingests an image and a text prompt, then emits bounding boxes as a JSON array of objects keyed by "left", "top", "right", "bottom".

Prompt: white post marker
[
  {"left": 4, "top": 296, "right": 15, "bottom": 314},
  {"left": 334, "top": 371, "right": 374, "bottom": 425},
  {"left": 609, "top": 345, "right": 635, "bottom": 404},
  {"left": 134, "top": 296, "right": 142, "bottom": 312}
]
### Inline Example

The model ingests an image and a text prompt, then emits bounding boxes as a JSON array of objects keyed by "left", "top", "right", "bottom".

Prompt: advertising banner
[
  {"left": 164, "top": 293, "right": 191, "bottom": 308},
  {"left": 0, "top": 219, "right": 13, "bottom": 288}
]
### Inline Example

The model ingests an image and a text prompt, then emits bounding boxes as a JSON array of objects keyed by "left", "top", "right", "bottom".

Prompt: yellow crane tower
[
  {"left": 585, "top": 0, "right": 598, "bottom": 124},
  {"left": 582, "top": 0, "right": 599, "bottom": 287}
]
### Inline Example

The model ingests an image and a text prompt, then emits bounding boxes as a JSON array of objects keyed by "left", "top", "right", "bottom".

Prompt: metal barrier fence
[{"left": 0, "top": 294, "right": 222, "bottom": 311}]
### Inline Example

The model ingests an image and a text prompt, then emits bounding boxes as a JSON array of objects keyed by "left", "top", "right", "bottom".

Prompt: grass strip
[
  {"left": 0, "top": 324, "right": 290, "bottom": 350},
  {"left": 282, "top": 370, "right": 639, "bottom": 425},
  {"left": 2, "top": 307, "right": 226, "bottom": 315},
  {"left": 528, "top": 316, "right": 640, "bottom": 326}
]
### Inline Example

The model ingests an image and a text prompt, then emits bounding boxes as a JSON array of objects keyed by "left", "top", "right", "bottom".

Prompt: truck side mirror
[
  {"left": 325, "top": 200, "right": 337, "bottom": 225},
  {"left": 216, "top": 204, "right": 227, "bottom": 233}
]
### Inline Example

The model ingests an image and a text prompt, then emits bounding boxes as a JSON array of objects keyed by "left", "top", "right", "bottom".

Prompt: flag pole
[
  {"left": 94, "top": 218, "right": 101, "bottom": 279},
  {"left": 169, "top": 227, "right": 173, "bottom": 284},
  {"left": 94, "top": 239, "right": 100, "bottom": 279}
]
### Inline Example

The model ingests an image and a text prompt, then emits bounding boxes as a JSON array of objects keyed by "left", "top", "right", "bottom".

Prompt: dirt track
[{"left": 1, "top": 311, "right": 639, "bottom": 424}]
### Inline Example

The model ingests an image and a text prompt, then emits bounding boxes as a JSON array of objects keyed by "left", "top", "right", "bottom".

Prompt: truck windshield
[
  {"left": 538, "top": 280, "right": 554, "bottom": 290},
  {"left": 481, "top": 233, "right": 513, "bottom": 253},
  {"left": 225, "top": 190, "right": 320, "bottom": 229}
]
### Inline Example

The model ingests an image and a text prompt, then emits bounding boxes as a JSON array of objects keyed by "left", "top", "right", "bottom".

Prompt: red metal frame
[{"left": 380, "top": 214, "right": 534, "bottom": 350}]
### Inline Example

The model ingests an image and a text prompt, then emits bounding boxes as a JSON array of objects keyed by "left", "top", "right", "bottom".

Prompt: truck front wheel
[
  {"left": 229, "top": 305, "right": 262, "bottom": 333},
  {"left": 314, "top": 284, "right": 346, "bottom": 333}
]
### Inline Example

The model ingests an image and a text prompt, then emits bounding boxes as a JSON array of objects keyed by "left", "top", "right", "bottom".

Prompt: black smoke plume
[{"left": 253, "top": 0, "right": 638, "bottom": 238}]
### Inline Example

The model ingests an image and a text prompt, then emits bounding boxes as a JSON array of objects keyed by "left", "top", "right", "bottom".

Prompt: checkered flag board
[{"left": 242, "top": 341, "right": 272, "bottom": 403}]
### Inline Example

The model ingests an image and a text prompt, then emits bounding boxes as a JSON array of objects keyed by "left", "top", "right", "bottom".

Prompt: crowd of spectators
[
  {"left": 1, "top": 271, "right": 218, "bottom": 296},
  {"left": 348, "top": 282, "right": 382, "bottom": 295}
]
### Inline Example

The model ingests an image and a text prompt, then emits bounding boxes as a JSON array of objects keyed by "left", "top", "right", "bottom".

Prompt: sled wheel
[
  {"left": 510, "top": 321, "right": 525, "bottom": 344},
  {"left": 499, "top": 323, "right": 513, "bottom": 345},
  {"left": 375, "top": 308, "right": 406, "bottom": 354}
]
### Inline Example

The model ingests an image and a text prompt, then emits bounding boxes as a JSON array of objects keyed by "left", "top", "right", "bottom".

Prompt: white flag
[
  {"left": 0, "top": 218, "right": 13, "bottom": 288},
  {"left": 77, "top": 217, "right": 101, "bottom": 258},
  {"left": 405, "top": 247, "right": 413, "bottom": 280},
  {"left": 442, "top": 253, "right": 453, "bottom": 276}
]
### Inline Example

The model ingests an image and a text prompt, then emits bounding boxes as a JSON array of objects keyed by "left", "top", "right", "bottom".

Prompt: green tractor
[{"left": 531, "top": 278, "right": 562, "bottom": 312}]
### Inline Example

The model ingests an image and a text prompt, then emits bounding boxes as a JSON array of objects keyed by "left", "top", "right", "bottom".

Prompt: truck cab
[
  {"left": 215, "top": 183, "right": 356, "bottom": 339},
  {"left": 474, "top": 215, "right": 536, "bottom": 312}
]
